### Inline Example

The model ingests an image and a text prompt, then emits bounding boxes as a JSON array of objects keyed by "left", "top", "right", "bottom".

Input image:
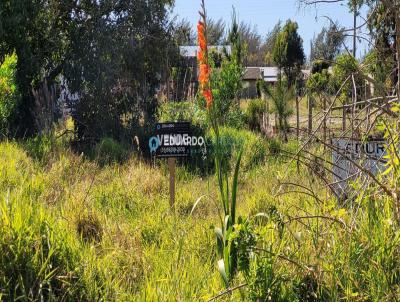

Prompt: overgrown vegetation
[{"left": 1, "top": 0, "right": 400, "bottom": 300}]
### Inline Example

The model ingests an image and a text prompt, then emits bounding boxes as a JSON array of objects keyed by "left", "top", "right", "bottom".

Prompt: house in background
[
  {"left": 260, "top": 67, "right": 279, "bottom": 85},
  {"left": 242, "top": 66, "right": 311, "bottom": 99},
  {"left": 168, "top": 47, "right": 310, "bottom": 101},
  {"left": 242, "top": 67, "right": 262, "bottom": 99}
]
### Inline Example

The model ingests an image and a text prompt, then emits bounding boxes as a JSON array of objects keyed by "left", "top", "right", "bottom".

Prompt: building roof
[
  {"left": 249, "top": 67, "right": 311, "bottom": 82},
  {"left": 260, "top": 67, "right": 279, "bottom": 82},
  {"left": 179, "top": 45, "right": 231, "bottom": 57},
  {"left": 243, "top": 67, "right": 262, "bottom": 80}
]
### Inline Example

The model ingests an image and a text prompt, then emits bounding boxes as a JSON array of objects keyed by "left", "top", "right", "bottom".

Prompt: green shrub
[
  {"left": 23, "top": 135, "right": 54, "bottom": 162},
  {"left": 245, "top": 99, "right": 266, "bottom": 131},
  {"left": 95, "top": 137, "right": 127, "bottom": 165},
  {"left": 0, "top": 53, "right": 20, "bottom": 137},
  {"left": 224, "top": 103, "right": 246, "bottom": 129},
  {"left": 210, "top": 59, "right": 244, "bottom": 127},
  {"left": 267, "top": 138, "right": 282, "bottom": 155},
  {"left": 157, "top": 101, "right": 207, "bottom": 128},
  {"left": 210, "top": 127, "right": 267, "bottom": 171}
]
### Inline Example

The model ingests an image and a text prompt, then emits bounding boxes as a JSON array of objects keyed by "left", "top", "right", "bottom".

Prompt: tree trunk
[
  {"left": 31, "top": 80, "right": 56, "bottom": 135},
  {"left": 283, "top": 119, "right": 288, "bottom": 142}
]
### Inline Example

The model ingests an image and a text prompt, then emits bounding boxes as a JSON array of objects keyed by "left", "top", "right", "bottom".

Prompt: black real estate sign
[
  {"left": 150, "top": 122, "right": 192, "bottom": 158},
  {"left": 148, "top": 121, "right": 192, "bottom": 209}
]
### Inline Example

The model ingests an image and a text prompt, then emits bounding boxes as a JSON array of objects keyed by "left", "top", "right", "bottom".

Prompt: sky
[{"left": 171, "top": 0, "right": 369, "bottom": 60}]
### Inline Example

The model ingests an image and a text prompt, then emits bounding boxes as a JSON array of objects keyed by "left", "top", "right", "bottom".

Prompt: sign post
[
  {"left": 168, "top": 158, "right": 176, "bottom": 209},
  {"left": 149, "top": 122, "right": 192, "bottom": 210}
]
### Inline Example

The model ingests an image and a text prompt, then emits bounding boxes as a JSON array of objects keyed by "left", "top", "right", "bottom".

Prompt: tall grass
[{"left": 1, "top": 127, "right": 400, "bottom": 301}]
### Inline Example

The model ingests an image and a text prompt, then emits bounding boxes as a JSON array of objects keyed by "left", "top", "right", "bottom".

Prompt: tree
[
  {"left": 273, "top": 20, "right": 305, "bottom": 86},
  {"left": 227, "top": 8, "right": 243, "bottom": 65},
  {"left": 310, "top": 22, "right": 345, "bottom": 63},
  {"left": 265, "top": 77, "right": 294, "bottom": 141},
  {"left": 206, "top": 18, "right": 226, "bottom": 45},
  {"left": 0, "top": 53, "right": 20, "bottom": 136},
  {"left": 65, "top": 0, "right": 176, "bottom": 143},
  {"left": 173, "top": 19, "right": 196, "bottom": 45},
  {"left": 0, "top": 0, "right": 176, "bottom": 142},
  {"left": 363, "top": 0, "right": 399, "bottom": 95},
  {"left": 331, "top": 53, "right": 360, "bottom": 131},
  {"left": 264, "top": 21, "right": 282, "bottom": 66},
  {"left": 211, "top": 58, "right": 244, "bottom": 127},
  {"left": 0, "top": 0, "right": 73, "bottom": 136},
  {"left": 239, "top": 22, "right": 263, "bottom": 66}
]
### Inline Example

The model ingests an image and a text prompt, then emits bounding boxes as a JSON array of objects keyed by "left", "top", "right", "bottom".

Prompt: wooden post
[
  {"left": 168, "top": 158, "right": 176, "bottom": 209},
  {"left": 342, "top": 100, "right": 346, "bottom": 132},
  {"left": 323, "top": 96, "right": 327, "bottom": 144},
  {"left": 308, "top": 95, "right": 313, "bottom": 135},
  {"left": 296, "top": 94, "right": 300, "bottom": 139}
]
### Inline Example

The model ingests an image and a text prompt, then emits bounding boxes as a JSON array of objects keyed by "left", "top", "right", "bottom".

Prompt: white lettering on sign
[
  {"left": 331, "top": 139, "right": 387, "bottom": 197},
  {"left": 157, "top": 134, "right": 205, "bottom": 147}
]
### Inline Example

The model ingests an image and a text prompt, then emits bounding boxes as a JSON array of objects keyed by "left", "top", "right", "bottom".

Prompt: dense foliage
[
  {"left": 0, "top": 0, "right": 176, "bottom": 142},
  {"left": 0, "top": 53, "right": 19, "bottom": 136},
  {"left": 273, "top": 20, "right": 305, "bottom": 86}
]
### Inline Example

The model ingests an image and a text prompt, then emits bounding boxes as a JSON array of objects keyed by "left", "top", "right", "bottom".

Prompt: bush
[
  {"left": 210, "top": 127, "right": 267, "bottom": 171},
  {"left": 157, "top": 101, "right": 208, "bottom": 128},
  {"left": 23, "top": 135, "right": 55, "bottom": 162},
  {"left": 0, "top": 53, "right": 20, "bottom": 137},
  {"left": 210, "top": 59, "right": 243, "bottom": 127},
  {"left": 224, "top": 103, "right": 246, "bottom": 129},
  {"left": 245, "top": 99, "right": 266, "bottom": 131},
  {"left": 95, "top": 137, "right": 128, "bottom": 165},
  {"left": 267, "top": 138, "right": 282, "bottom": 155}
]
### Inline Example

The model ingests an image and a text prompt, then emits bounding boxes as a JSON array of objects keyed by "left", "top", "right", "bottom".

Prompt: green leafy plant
[
  {"left": 94, "top": 137, "right": 128, "bottom": 166},
  {"left": 245, "top": 98, "right": 266, "bottom": 131},
  {"left": 0, "top": 53, "right": 20, "bottom": 136},
  {"left": 213, "top": 147, "right": 243, "bottom": 286},
  {"left": 211, "top": 58, "right": 245, "bottom": 128},
  {"left": 265, "top": 77, "right": 294, "bottom": 141}
]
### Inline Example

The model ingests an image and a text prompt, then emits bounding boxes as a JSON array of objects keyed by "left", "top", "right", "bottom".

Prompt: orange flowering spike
[
  {"left": 203, "top": 89, "right": 213, "bottom": 108},
  {"left": 197, "top": 22, "right": 207, "bottom": 51},
  {"left": 197, "top": 21, "right": 204, "bottom": 33},
  {"left": 199, "top": 64, "right": 210, "bottom": 87},
  {"left": 197, "top": 1, "right": 213, "bottom": 109},
  {"left": 197, "top": 51, "right": 204, "bottom": 63}
]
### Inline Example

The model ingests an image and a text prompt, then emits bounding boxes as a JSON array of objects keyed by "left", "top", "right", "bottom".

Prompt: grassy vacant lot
[
  {"left": 0, "top": 130, "right": 399, "bottom": 301},
  {"left": 0, "top": 135, "right": 293, "bottom": 301}
]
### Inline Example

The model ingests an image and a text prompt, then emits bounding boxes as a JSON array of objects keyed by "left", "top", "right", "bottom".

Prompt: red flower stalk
[
  {"left": 203, "top": 89, "right": 213, "bottom": 108},
  {"left": 197, "top": 3, "right": 213, "bottom": 109}
]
